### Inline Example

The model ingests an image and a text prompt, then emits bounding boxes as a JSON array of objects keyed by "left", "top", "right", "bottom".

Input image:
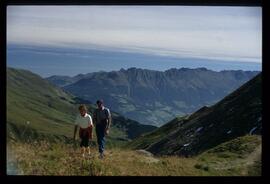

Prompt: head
[
  {"left": 96, "top": 99, "right": 104, "bottom": 110},
  {"left": 78, "top": 104, "right": 87, "bottom": 116}
]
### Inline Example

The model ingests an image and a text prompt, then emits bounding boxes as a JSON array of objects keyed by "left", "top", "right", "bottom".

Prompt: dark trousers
[
  {"left": 79, "top": 127, "right": 93, "bottom": 147},
  {"left": 95, "top": 123, "right": 106, "bottom": 154}
]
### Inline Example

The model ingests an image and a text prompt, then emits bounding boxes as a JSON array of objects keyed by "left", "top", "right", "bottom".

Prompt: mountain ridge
[{"left": 47, "top": 67, "right": 259, "bottom": 126}]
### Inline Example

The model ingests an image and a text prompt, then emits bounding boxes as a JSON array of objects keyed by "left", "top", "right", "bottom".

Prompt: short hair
[
  {"left": 96, "top": 99, "right": 104, "bottom": 105},
  {"left": 78, "top": 104, "right": 87, "bottom": 111}
]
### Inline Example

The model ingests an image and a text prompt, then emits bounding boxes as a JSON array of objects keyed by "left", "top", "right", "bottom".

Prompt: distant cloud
[{"left": 7, "top": 6, "right": 262, "bottom": 63}]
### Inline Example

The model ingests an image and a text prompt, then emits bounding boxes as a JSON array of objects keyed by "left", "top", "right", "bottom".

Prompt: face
[
  {"left": 97, "top": 102, "right": 103, "bottom": 109},
  {"left": 79, "top": 109, "right": 86, "bottom": 116}
]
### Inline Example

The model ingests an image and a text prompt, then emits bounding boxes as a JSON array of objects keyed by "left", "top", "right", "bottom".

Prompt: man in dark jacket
[{"left": 93, "top": 99, "right": 112, "bottom": 159}]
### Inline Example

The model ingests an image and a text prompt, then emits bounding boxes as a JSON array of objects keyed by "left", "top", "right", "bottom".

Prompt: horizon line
[{"left": 6, "top": 65, "right": 261, "bottom": 79}]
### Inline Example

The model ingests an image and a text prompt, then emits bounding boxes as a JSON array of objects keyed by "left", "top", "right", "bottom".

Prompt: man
[
  {"left": 73, "top": 105, "right": 93, "bottom": 157},
  {"left": 93, "top": 99, "right": 112, "bottom": 159}
]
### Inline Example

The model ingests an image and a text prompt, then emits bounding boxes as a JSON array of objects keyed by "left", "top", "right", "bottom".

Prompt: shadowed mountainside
[{"left": 127, "top": 73, "right": 262, "bottom": 156}]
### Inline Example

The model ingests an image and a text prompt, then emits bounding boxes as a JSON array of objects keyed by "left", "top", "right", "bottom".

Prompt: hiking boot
[{"left": 99, "top": 153, "right": 105, "bottom": 159}]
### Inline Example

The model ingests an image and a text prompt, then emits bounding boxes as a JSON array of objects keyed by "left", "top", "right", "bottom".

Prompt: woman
[{"left": 73, "top": 104, "right": 93, "bottom": 157}]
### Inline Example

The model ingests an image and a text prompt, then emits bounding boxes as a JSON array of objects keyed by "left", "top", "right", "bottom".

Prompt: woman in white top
[{"left": 73, "top": 104, "right": 93, "bottom": 157}]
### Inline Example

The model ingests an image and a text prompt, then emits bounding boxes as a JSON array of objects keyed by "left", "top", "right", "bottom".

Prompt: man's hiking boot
[{"left": 99, "top": 153, "right": 105, "bottom": 159}]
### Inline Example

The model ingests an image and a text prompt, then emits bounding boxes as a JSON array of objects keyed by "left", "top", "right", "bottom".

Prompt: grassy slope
[
  {"left": 7, "top": 67, "right": 77, "bottom": 140},
  {"left": 7, "top": 135, "right": 261, "bottom": 176},
  {"left": 195, "top": 135, "right": 261, "bottom": 175}
]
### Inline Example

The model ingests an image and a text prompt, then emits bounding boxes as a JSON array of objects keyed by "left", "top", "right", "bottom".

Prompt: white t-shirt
[{"left": 75, "top": 113, "right": 93, "bottom": 129}]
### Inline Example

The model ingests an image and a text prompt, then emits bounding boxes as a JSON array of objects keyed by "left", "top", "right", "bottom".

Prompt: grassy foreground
[{"left": 7, "top": 135, "right": 261, "bottom": 176}]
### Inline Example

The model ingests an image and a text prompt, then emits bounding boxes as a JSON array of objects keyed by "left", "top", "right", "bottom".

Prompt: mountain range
[
  {"left": 47, "top": 67, "right": 259, "bottom": 126},
  {"left": 128, "top": 73, "right": 262, "bottom": 156},
  {"left": 6, "top": 67, "right": 156, "bottom": 144}
]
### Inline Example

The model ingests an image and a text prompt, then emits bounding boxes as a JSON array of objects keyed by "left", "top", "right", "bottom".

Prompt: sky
[{"left": 7, "top": 6, "right": 262, "bottom": 77}]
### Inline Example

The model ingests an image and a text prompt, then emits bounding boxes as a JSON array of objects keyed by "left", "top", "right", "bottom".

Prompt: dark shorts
[{"left": 79, "top": 127, "right": 93, "bottom": 147}]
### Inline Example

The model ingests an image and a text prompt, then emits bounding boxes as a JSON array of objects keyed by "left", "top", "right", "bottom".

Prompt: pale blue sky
[{"left": 7, "top": 6, "right": 262, "bottom": 76}]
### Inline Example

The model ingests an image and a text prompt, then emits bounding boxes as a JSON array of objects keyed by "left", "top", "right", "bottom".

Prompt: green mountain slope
[
  {"left": 196, "top": 135, "right": 261, "bottom": 175},
  {"left": 7, "top": 67, "right": 77, "bottom": 140},
  {"left": 128, "top": 73, "right": 262, "bottom": 156},
  {"left": 47, "top": 67, "right": 259, "bottom": 126},
  {"left": 7, "top": 67, "right": 156, "bottom": 144}
]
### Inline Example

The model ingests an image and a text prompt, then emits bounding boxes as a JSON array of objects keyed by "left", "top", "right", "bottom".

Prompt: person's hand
[{"left": 105, "top": 128, "right": 109, "bottom": 135}]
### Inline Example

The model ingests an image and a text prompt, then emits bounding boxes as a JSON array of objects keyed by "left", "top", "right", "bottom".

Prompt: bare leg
[
  {"left": 81, "top": 147, "right": 86, "bottom": 157},
  {"left": 87, "top": 146, "right": 91, "bottom": 155}
]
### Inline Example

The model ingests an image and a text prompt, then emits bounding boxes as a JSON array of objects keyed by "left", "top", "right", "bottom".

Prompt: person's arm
[
  {"left": 89, "top": 116, "right": 93, "bottom": 140},
  {"left": 89, "top": 115, "right": 94, "bottom": 128},
  {"left": 90, "top": 120, "right": 93, "bottom": 128},
  {"left": 105, "top": 109, "right": 112, "bottom": 135},
  {"left": 106, "top": 115, "right": 112, "bottom": 129}
]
